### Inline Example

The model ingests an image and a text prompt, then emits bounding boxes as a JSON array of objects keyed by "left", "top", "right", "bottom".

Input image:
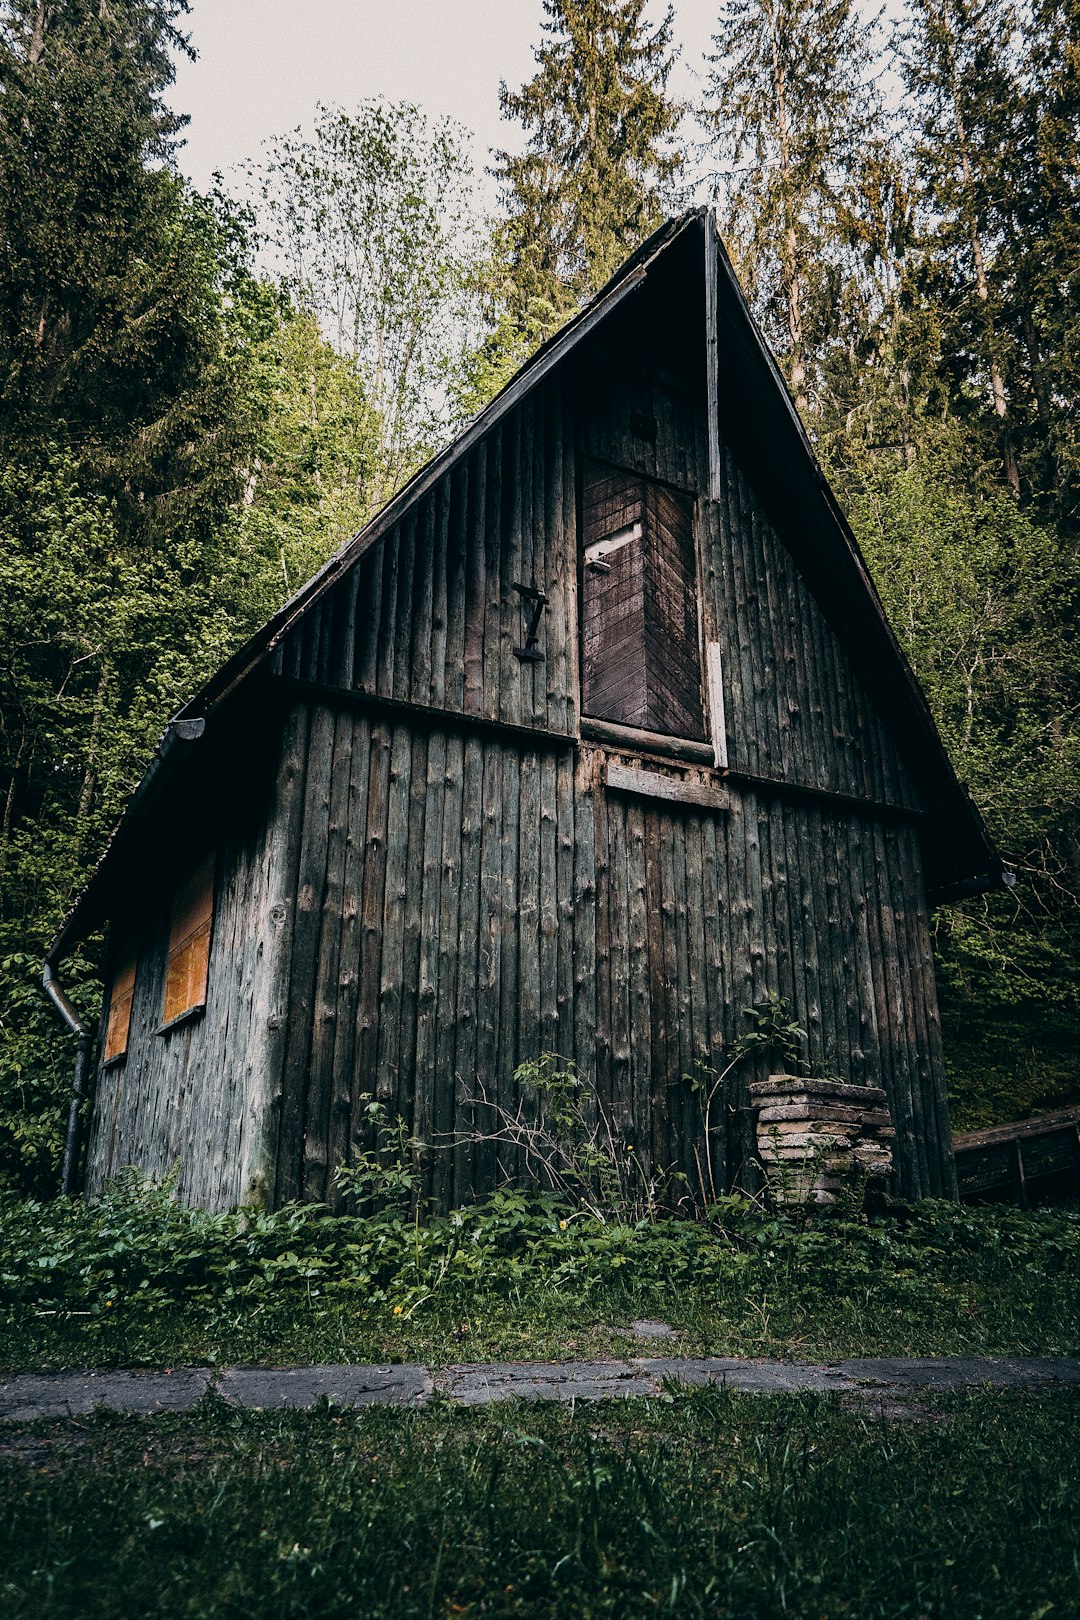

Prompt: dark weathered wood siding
[
  {"left": 85, "top": 706, "right": 308, "bottom": 1208},
  {"left": 86, "top": 350, "right": 954, "bottom": 1209}
]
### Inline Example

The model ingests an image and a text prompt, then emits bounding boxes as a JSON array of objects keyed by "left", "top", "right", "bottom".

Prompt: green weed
[
  {"left": 0, "top": 1390, "right": 1077, "bottom": 1618},
  {"left": 2, "top": 1178, "right": 1078, "bottom": 1370}
]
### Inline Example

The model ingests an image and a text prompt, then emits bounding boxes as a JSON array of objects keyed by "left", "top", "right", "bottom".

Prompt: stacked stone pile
[{"left": 748, "top": 1077, "right": 895, "bottom": 1204}]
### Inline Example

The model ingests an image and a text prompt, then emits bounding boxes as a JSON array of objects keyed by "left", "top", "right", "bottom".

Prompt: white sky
[{"left": 171, "top": 0, "right": 725, "bottom": 199}]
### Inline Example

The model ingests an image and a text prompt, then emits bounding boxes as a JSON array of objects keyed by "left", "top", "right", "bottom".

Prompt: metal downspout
[{"left": 42, "top": 957, "right": 94, "bottom": 1196}]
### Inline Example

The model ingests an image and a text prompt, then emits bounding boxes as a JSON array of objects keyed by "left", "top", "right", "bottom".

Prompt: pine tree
[
  {"left": 901, "top": 0, "right": 1025, "bottom": 495},
  {"left": 1007, "top": 0, "right": 1080, "bottom": 521},
  {"left": 491, "top": 0, "right": 684, "bottom": 372},
  {"left": 702, "top": 0, "right": 883, "bottom": 419},
  {"left": 0, "top": 0, "right": 251, "bottom": 542},
  {"left": 814, "top": 134, "right": 942, "bottom": 470}
]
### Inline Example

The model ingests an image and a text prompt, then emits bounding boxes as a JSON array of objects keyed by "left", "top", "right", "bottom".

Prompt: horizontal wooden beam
[
  {"left": 580, "top": 715, "right": 715, "bottom": 763},
  {"left": 277, "top": 682, "right": 929, "bottom": 826},
  {"left": 953, "top": 1105, "right": 1080, "bottom": 1153},
  {"left": 270, "top": 677, "right": 577, "bottom": 755},
  {"left": 605, "top": 760, "right": 729, "bottom": 811},
  {"left": 723, "top": 767, "right": 928, "bottom": 827}
]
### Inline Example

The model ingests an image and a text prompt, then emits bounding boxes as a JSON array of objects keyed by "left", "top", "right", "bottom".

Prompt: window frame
[
  {"left": 577, "top": 457, "right": 709, "bottom": 751},
  {"left": 102, "top": 939, "right": 138, "bottom": 1066},
  {"left": 159, "top": 851, "right": 216, "bottom": 1034}
]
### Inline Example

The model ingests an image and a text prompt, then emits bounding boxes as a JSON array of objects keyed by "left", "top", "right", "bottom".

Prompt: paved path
[{"left": 2, "top": 1356, "right": 1079, "bottom": 1421}]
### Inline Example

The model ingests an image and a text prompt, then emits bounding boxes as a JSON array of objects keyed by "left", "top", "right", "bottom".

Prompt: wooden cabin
[{"left": 47, "top": 211, "right": 1004, "bottom": 1210}]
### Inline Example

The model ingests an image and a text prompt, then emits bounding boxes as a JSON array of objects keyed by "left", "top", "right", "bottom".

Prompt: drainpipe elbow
[{"left": 42, "top": 956, "right": 89, "bottom": 1040}]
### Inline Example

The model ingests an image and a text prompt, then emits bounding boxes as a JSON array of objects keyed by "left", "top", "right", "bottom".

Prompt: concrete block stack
[{"left": 748, "top": 1076, "right": 895, "bottom": 1204}]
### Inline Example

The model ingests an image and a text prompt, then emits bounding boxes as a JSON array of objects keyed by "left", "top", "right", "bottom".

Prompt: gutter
[
  {"left": 928, "top": 867, "right": 1016, "bottom": 907},
  {"left": 41, "top": 715, "right": 207, "bottom": 1195}
]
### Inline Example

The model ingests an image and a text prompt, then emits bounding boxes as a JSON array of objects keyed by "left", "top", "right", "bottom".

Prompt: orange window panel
[
  {"left": 163, "top": 853, "right": 215, "bottom": 1026},
  {"left": 103, "top": 944, "right": 137, "bottom": 1063}
]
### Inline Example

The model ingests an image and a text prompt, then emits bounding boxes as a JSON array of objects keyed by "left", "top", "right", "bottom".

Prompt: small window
[
  {"left": 162, "top": 853, "right": 215, "bottom": 1027},
  {"left": 103, "top": 941, "right": 137, "bottom": 1064},
  {"left": 581, "top": 462, "right": 705, "bottom": 740}
]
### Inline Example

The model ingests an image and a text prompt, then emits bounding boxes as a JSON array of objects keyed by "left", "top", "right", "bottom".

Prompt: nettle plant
[
  {"left": 333, "top": 1094, "right": 421, "bottom": 1215},
  {"left": 470, "top": 1054, "right": 683, "bottom": 1224},
  {"left": 455, "top": 998, "right": 811, "bottom": 1221},
  {"left": 333, "top": 998, "right": 812, "bottom": 1224}
]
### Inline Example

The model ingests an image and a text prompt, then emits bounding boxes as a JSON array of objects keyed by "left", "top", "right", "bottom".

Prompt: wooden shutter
[
  {"left": 641, "top": 481, "right": 705, "bottom": 738},
  {"left": 163, "top": 853, "right": 215, "bottom": 1026},
  {"left": 581, "top": 463, "right": 705, "bottom": 740},
  {"left": 581, "top": 468, "right": 648, "bottom": 726},
  {"left": 103, "top": 942, "right": 137, "bottom": 1063}
]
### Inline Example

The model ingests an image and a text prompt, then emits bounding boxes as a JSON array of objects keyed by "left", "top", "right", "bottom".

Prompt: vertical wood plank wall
[
  {"left": 86, "top": 357, "right": 955, "bottom": 1209},
  {"left": 85, "top": 746, "right": 296, "bottom": 1208}
]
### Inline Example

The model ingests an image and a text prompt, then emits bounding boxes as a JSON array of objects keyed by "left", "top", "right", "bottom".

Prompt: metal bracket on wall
[{"left": 513, "top": 582, "right": 549, "bottom": 662}]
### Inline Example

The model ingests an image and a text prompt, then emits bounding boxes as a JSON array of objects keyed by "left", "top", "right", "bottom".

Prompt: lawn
[
  {"left": 2, "top": 1388, "right": 1078, "bottom": 1619},
  {"left": 4, "top": 1183, "right": 1078, "bottom": 1616}
]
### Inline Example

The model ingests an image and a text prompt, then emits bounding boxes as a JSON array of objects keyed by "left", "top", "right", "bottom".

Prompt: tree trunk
[
  {"left": 28, "top": 1, "right": 49, "bottom": 65},
  {"left": 0, "top": 732, "right": 27, "bottom": 880},
  {"left": 768, "top": 8, "right": 808, "bottom": 415},
  {"left": 74, "top": 662, "right": 109, "bottom": 859}
]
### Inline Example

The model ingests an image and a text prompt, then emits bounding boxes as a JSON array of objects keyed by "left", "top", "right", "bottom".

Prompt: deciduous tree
[{"left": 247, "top": 101, "right": 482, "bottom": 503}]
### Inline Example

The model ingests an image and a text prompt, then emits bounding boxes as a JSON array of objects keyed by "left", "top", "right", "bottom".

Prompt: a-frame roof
[{"left": 48, "top": 209, "right": 1003, "bottom": 961}]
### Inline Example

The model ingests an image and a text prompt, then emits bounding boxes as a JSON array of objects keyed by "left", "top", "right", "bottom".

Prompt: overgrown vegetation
[
  {"left": 2, "top": 1175, "right": 1077, "bottom": 1372},
  {"left": 1, "top": 0, "right": 1077, "bottom": 1188},
  {"left": 3, "top": 1390, "right": 1079, "bottom": 1618}
]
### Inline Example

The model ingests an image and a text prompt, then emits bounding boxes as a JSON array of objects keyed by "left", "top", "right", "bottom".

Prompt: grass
[
  {"left": 2, "top": 1389, "right": 1078, "bottom": 1618},
  {"left": 2, "top": 1182, "right": 1079, "bottom": 1371},
  {"left": 4, "top": 1184, "right": 1078, "bottom": 1617}
]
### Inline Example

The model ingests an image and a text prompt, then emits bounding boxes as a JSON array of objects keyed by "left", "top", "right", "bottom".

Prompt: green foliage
[
  {"left": 703, "top": 0, "right": 883, "bottom": 415},
  {"left": 686, "top": 996, "right": 808, "bottom": 1203},
  {"left": 333, "top": 1095, "right": 421, "bottom": 1216},
  {"left": 3, "top": 1176, "right": 1078, "bottom": 1370},
  {"left": 0, "top": 23, "right": 403, "bottom": 1192},
  {"left": 479, "top": 0, "right": 684, "bottom": 394},
  {"left": 3, "top": 1392, "right": 1080, "bottom": 1619},
  {"left": 495, "top": 1054, "right": 686, "bottom": 1221},
  {"left": 469, "top": 1014, "right": 808, "bottom": 1220},
  {"left": 0, "top": 2, "right": 282, "bottom": 1194},
  {"left": 899, "top": 0, "right": 1080, "bottom": 515},
  {"left": 707, "top": 0, "right": 1080, "bottom": 1121},
  {"left": 0, "top": 2, "right": 258, "bottom": 543},
  {"left": 0, "top": 451, "right": 255, "bottom": 1192},
  {"left": 235, "top": 302, "right": 382, "bottom": 602},
  {"left": 245, "top": 100, "right": 483, "bottom": 500},
  {"left": 0, "top": 0, "right": 1077, "bottom": 1178},
  {"left": 848, "top": 435, "right": 1080, "bottom": 1119},
  {"left": 1016, "top": 0, "right": 1080, "bottom": 518}
]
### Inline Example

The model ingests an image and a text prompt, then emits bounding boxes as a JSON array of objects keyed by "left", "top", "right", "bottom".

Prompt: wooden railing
[{"left": 953, "top": 1106, "right": 1080, "bottom": 1207}]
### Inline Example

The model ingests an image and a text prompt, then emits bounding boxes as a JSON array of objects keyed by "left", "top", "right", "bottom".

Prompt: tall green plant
[
  {"left": 849, "top": 433, "right": 1080, "bottom": 1121},
  {"left": 0, "top": 20, "right": 399, "bottom": 1193},
  {"left": 900, "top": 0, "right": 1026, "bottom": 495},
  {"left": 0, "top": 1, "right": 257, "bottom": 543},
  {"left": 702, "top": 0, "right": 883, "bottom": 417}
]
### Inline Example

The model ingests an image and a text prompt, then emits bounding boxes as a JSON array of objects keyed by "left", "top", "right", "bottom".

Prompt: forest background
[{"left": 0, "top": 0, "right": 1076, "bottom": 1197}]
